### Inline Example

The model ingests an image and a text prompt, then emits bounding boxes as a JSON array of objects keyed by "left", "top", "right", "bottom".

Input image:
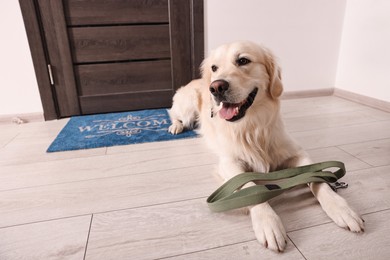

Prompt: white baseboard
[
  {"left": 334, "top": 88, "right": 390, "bottom": 112},
  {"left": 281, "top": 88, "right": 334, "bottom": 99},
  {"left": 0, "top": 112, "right": 44, "bottom": 125}
]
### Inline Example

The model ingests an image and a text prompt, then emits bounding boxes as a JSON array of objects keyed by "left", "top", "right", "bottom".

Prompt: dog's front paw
[
  {"left": 322, "top": 195, "right": 365, "bottom": 233},
  {"left": 250, "top": 204, "right": 287, "bottom": 252},
  {"left": 168, "top": 120, "right": 184, "bottom": 135}
]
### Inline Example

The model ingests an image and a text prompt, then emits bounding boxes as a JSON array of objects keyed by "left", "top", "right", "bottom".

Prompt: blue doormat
[{"left": 47, "top": 109, "right": 198, "bottom": 152}]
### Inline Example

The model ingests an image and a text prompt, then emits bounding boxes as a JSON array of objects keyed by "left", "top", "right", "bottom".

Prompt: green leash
[{"left": 207, "top": 161, "right": 346, "bottom": 212}]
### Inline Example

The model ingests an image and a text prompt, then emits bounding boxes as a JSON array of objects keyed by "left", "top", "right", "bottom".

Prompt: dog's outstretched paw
[
  {"left": 323, "top": 195, "right": 365, "bottom": 233},
  {"left": 251, "top": 205, "right": 288, "bottom": 252},
  {"left": 168, "top": 120, "right": 184, "bottom": 135}
]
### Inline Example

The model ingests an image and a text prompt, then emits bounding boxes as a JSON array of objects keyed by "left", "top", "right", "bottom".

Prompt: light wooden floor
[{"left": 1, "top": 96, "right": 390, "bottom": 260}]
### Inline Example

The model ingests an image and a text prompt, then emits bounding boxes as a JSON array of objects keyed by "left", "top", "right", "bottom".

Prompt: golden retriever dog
[{"left": 168, "top": 41, "right": 364, "bottom": 252}]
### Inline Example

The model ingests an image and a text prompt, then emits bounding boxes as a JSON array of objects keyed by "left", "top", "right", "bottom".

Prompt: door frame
[{"left": 19, "top": 0, "right": 204, "bottom": 120}]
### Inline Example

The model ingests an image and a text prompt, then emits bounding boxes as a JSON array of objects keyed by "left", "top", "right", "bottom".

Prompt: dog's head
[{"left": 201, "top": 41, "right": 283, "bottom": 122}]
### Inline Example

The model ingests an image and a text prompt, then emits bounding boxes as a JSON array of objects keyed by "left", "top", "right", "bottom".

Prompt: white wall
[
  {"left": 205, "top": 0, "right": 346, "bottom": 91},
  {"left": 336, "top": 0, "right": 390, "bottom": 102},
  {"left": 0, "top": 1, "right": 43, "bottom": 116}
]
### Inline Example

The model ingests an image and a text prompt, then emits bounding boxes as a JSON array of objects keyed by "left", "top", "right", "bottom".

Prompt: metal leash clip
[{"left": 329, "top": 181, "right": 348, "bottom": 192}]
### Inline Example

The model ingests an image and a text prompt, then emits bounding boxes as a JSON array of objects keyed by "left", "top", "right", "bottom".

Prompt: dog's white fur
[{"left": 168, "top": 41, "right": 364, "bottom": 252}]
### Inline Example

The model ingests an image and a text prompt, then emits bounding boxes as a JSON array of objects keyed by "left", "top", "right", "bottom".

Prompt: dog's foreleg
[
  {"left": 218, "top": 157, "right": 288, "bottom": 252},
  {"left": 168, "top": 118, "right": 184, "bottom": 135},
  {"left": 250, "top": 202, "right": 288, "bottom": 252},
  {"left": 309, "top": 182, "right": 365, "bottom": 232},
  {"left": 295, "top": 156, "right": 365, "bottom": 232}
]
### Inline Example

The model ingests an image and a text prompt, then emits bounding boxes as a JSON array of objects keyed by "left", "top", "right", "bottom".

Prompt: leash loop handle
[{"left": 207, "top": 161, "right": 345, "bottom": 212}]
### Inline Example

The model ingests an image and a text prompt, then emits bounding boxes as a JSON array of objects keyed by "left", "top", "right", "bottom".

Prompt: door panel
[
  {"left": 68, "top": 25, "right": 171, "bottom": 63},
  {"left": 79, "top": 90, "right": 173, "bottom": 114},
  {"left": 75, "top": 60, "right": 172, "bottom": 96},
  {"left": 64, "top": 0, "right": 169, "bottom": 26}
]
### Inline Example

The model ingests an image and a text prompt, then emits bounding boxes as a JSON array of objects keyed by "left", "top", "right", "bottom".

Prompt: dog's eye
[
  {"left": 211, "top": 65, "right": 218, "bottom": 72},
  {"left": 237, "top": 58, "right": 251, "bottom": 66}
]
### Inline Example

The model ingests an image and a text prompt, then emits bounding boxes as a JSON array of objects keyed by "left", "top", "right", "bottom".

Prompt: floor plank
[
  {"left": 0, "top": 134, "right": 107, "bottom": 166},
  {"left": 307, "top": 146, "right": 371, "bottom": 171},
  {"left": 291, "top": 121, "right": 390, "bottom": 150},
  {"left": 106, "top": 137, "right": 202, "bottom": 155},
  {"left": 281, "top": 96, "right": 368, "bottom": 118},
  {"left": 0, "top": 132, "right": 18, "bottom": 148},
  {"left": 86, "top": 199, "right": 304, "bottom": 260},
  {"left": 164, "top": 240, "right": 305, "bottom": 260},
  {"left": 0, "top": 146, "right": 216, "bottom": 191},
  {"left": 339, "top": 138, "right": 390, "bottom": 167},
  {"left": 284, "top": 110, "right": 383, "bottom": 133},
  {"left": 0, "top": 164, "right": 217, "bottom": 228},
  {"left": 0, "top": 215, "right": 91, "bottom": 260},
  {"left": 288, "top": 209, "right": 390, "bottom": 260},
  {"left": 356, "top": 106, "right": 390, "bottom": 120}
]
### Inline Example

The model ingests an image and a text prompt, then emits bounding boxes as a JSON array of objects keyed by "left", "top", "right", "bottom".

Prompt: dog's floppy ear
[{"left": 263, "top": 49, "right": 283, "bottom": 99}]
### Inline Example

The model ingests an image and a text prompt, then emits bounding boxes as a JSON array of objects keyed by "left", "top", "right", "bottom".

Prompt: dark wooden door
[{"left": 19, "top": 0, "right": 204, "bottom": 119}]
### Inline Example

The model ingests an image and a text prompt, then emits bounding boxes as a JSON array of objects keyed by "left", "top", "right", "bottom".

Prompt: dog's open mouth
[{"left": 218, "top": 88, "right": 258, "bottom": 122}]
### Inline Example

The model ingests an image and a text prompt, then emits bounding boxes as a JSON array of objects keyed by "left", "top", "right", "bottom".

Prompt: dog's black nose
[{"left": 209, "top": 80, "right": 229, "bottom": 97}]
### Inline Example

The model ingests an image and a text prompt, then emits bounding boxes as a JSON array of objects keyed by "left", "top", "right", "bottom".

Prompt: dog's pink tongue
[{"left": 219, "top": 104, "right": 237, "bottom": 120}]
